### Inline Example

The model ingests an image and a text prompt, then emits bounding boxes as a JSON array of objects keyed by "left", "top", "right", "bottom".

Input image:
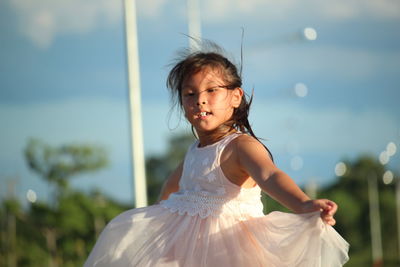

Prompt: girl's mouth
[{"left": 198, "top": 111, "right": 212, "bottom": 118}]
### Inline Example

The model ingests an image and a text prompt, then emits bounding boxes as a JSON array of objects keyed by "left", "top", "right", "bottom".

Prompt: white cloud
[
  {"left": 200, "top": 0, "right": 400, "bottom": 23},
  {"left": 0, "top": 97, "right": 188, "bottom": 166},
  {"left": 5, "top": 96, "right": 395, "bottom": 161},
  {"left": 1, "top": 97, "right": 398, "bottom": 202},
  {"left": 318, "top": 1, "right": 399, "bottom": 20},
  {"left": 246, "top": 44, "right": 400, "bottom": 81},
  {"left": 0, "top": 97, "right": 130, "bottom": 163},
  {"left": 251, "top": 100, "right": 399, "bottom": 155},
  {"left": 136, "top": 0, "right": 168, "bottom": 18},
  {"left": 9, "top": 0, "right": 399, "bottom": 48},
  {"left": 9, "top": 0, "right": 123, "bottom": 48},
  {"left": 0, "top": 97, "right": 189, "bottom": 202},
  {"left": 0, "top": 97, "right": 133, "bottom": 202}
]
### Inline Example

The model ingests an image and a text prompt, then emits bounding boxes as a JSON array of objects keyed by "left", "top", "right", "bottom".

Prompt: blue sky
[{"left": 0, "top": 0, "right": 399, "bottom": 205}]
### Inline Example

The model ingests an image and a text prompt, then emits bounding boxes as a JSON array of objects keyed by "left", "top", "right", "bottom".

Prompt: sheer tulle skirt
[{"left": 84, "top": 204, "right": 349, "bottom": 267}]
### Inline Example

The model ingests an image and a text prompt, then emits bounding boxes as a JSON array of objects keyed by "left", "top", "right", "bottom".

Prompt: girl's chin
[
  {"left": 194, "top": 126, "right": 232, "bottom": 136},
  {"left": 193, "top": 128, "right": 217, "bottom": 135}
]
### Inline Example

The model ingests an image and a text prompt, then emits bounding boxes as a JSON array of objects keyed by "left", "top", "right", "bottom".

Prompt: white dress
[{"left": 84, "top": 133, "right": 349, "bottom": 267}]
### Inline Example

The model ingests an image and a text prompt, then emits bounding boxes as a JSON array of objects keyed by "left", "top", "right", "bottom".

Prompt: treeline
[{"left": 0, "top": 135, "right": 398, "bottom": 266}]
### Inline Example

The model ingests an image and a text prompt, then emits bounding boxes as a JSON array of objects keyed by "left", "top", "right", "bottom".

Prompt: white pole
[
  {"left": 124, "top": 0, "right": 147, "bottom": 207},
  {"left": 367, "top": 173, "right": 383, "bottom": 264},
  {"left": 187, "top": 0, "right": 201, "bottom": 51}
]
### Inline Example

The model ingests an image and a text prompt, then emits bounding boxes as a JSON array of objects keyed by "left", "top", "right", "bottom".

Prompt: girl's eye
[
  {"left": 207, "top": 88, "right": 218, "bottom": 93},
  {"left": 183, "top": 92, "right": 195, "bottom": 97}
]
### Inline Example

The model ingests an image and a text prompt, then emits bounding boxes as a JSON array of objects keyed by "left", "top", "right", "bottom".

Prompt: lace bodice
[{"left": 160, "top": 133, "right": 264, "bottom": 218}]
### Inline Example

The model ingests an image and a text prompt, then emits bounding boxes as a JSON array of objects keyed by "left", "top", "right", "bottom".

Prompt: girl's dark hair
[{"left": 166, "top": 46, "right": 273, "bottom": 161}]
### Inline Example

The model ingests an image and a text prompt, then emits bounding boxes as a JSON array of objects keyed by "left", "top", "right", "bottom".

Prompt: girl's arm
[
  {"left": 235, "top": 135, "right": 337, "bottom": 225},
  {"left": 157, "top": 161, "right": 183, "bottom": 202}
]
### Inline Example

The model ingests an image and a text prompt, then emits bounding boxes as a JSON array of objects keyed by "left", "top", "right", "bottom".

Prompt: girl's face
[{"left": 181, "top": 67, "right": 243, "bottom": 136}]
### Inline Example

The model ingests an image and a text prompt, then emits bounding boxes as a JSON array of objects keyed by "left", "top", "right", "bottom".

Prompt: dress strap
[{"left": 219, "top": 132, "right": 241, "bottom": 147}]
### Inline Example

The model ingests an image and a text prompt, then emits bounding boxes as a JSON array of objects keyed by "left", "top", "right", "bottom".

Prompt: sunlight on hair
[
  {"left": 26, "top": 189, "right": 37, "bottom": 203},
  {"left": 294, "top": 83, "right": 308, "bottom": 98},
  {"left": 335, "top": 162, "right": 347, "bottom": 177},
  {"left": 290, "top": 156, "right": 303, "bottom": 171},
  {"left": 379, "top": 151, "right": 390, "bottom": 165},
  {"left": 386, "top": 142, "right": 397, "bottom": 157},
  {"left": 382, "top": 170, "right": 394, "bottom": 185},
  {"left": 303, "top": 27, "right": 317, "bottom": 41}
]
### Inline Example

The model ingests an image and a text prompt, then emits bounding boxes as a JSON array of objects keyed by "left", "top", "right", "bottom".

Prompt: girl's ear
[{"left": 232, "top": 87, "right": 244, "bottom": 108}]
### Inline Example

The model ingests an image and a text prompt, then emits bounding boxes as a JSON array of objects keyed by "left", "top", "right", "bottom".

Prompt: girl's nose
[{"left": 196, "top": 92, "right": 207, "bottom": 105}]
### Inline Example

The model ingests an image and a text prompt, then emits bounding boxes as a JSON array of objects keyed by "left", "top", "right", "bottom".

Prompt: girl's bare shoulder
[
  {"left": 229, "top": 134, "right": 274, "bottom": 167},
  {"left": 231, "top": 134, "right": 266, "bottom": 152},
  {"left": 221, "top": 134, "right": 256, "bottom": 162}
]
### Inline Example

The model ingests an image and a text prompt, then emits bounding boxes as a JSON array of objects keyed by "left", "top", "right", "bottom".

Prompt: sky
[{"left": 0, "top": 0, "right": 399, "bottom": 205}]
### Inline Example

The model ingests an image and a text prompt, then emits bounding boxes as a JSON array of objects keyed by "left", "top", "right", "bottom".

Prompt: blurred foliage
[
  {"left": 263, "top": 155, "right": 399, "bottom": 266},
  {"left": 0, "top": 139, "right": 124, "bottom": 267},
  {"left": 0, "top": 134, "right": 399, "bottom": 266},
  {"left": 25, "top": 138, "right": 108, "bottom": 194},
  {"left": 145, "top": 133, "right": 195, "bottom": 204},
  {"left": 0, "top": 190, "right": 128, "bottom": 267}
]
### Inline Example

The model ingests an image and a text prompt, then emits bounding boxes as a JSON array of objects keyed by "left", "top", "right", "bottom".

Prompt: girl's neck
[{"left": 197, "top": 126, "right": 236, "bottom": 147}]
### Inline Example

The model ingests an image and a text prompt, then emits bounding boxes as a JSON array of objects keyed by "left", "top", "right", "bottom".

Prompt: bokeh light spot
[
  {"left": 26, "top": 189, "right": 37, "bottom": 203},
  {"left": 335, "top": 162, "right": 347, "bottom": 176},
  {"left": 382, "top": 170, "right": 394, "bottom": 185},
  {"left": 303, "top": 27, "right": 317, "bottom": 41},
  {"left": 290, "top": 156, "right": 303, "bottom": 171},
  {"left": 386, "top": 142, "right": 397, "bottom": 157},
  {"left": 379, "top": 151, "right": 389, "bottom": 165},
  {"left": 294, "top": 83, "right": 308, "bottom": 98}
]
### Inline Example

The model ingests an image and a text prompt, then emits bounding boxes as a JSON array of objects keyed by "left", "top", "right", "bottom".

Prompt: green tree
[
  {"left": 25, "top": 138, "right": 108, "bottom": 195},
  {"left": 55, "top": 191, "right": 127, "bottom": 266},
  {"left": 145, "top": 133, "right": 194, "bottom": 204},
  {"left": 21, "top": 139, "right": 110, "bottom": 266},
  {"left": 3, "top": 190, "right": 128, "bottom": 267},
  {"left": 0, "top": 198, "right": 20, "bottom": 267},
  {"left": 4, "top": 135, "right": 396, "bottom": 266},
  {"left": 322, "top": 155, "right": 398, "bottom": 266},
  {"left": 262, "top": 155, "right": 399, "bottom": 266}
]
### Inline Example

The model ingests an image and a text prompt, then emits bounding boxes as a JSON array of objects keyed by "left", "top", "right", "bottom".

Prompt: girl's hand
[{"left": 301, "top": 199, "right": 338, "bottom": 226}]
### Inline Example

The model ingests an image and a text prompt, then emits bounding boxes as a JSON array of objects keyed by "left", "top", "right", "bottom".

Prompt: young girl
[{"left": 85, "top": 46, "right": 349, "bottom": 266}]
